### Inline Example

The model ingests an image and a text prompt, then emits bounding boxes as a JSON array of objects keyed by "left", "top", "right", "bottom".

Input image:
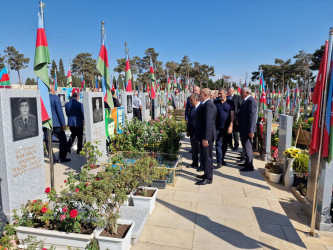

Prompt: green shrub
[{"left": 293, "top": 153, "right": 309, "bottom": 173}]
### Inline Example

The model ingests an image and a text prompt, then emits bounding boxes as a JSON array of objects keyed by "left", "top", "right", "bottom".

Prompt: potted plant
[
  {"left": 80, "top": 141, "right": 103, "bottom": 175},
  {"left": 131, "top": 157, "right": 159, "bottom": 214},
  {"left": 14, "top": 184, "right": 102, "bottom": 249},
  {"left": 292, "top": 152, "right": 309, "bottom": 187},
  {"left": 264, "top": 162, "right": 274, "bottom": 178},
  {"left": 91, "top": 167, "right": 135, "bottom": 250},
  {"left": 151, "top": 167, "right": 170, "bottom": 189},
  {"left": 268, "top": 164, "right": 283, "bottom": 183},
  {"left": 283, "top": 147, "right": 301, "bottom": 188}
]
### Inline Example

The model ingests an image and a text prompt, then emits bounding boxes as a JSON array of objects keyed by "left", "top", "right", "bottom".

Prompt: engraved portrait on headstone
[
  {"left": 58, "top": 94, "right": 66, "bottom": 107},
  {"left": 127, "top": 95, "right": 133, "bottom": 114},
  {"left": 11, "top": 98, "right": 39, "bottom": 142},
  {"left": 145, "top": 96, "right": 149, "bottom": 110},
  {"left": 92, "top": 97, "right": 103, "bottom": 123}
]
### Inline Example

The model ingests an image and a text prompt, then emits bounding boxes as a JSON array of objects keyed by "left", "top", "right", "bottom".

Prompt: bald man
[{"left": 195, "top": 88, "right": 217, "bottom": 185}]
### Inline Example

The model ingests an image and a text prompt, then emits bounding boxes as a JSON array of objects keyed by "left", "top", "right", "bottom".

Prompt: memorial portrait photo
[
  {"left": 127, "top": 95, "right": 133, "bottom": 114},
  {"left": 92, "top": 97, "right": 103, "bottom": 123},
  {"left": 58, "top": 94, "right": 66, "bottom": 107},
  {"left": 145, "top": 96, "right": 149, "bottom": 110},
  {"left": 11, "top": 97, "right": 39, "bottom": 142}
]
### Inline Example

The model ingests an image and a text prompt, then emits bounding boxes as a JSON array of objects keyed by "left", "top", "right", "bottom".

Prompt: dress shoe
[
  {"left": 197, "top": 168, "right": 203, "bottom": 172},
  {"left": 189, "top": 149, "right": 192, "bottom": 153},
  {"left": 222, "top": 161, "right": 227, "bottom": 166},
  {"left": 59, "top": 158, "right": 71, "bottom": 163},
  {"left": 195, "top": 179, "right": 212, "bottom": 185},
  {"left": 215, "top": 163, "right": 222, "bottom": 169},
  {"left": 238, "top": 160, "right": 246, "bottom": 165},
  {"left": 196, "top": 174, "right": 205, "bottom": 179},
  {"left": 240, "top": 167, "right": 254, "bottom": 172},
  {"left": 232, "top": 146, "right": 239, "bottom": 150}
]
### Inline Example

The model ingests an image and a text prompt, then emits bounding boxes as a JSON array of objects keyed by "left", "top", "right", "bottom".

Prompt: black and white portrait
[
  {"left": 92, "top": 97, "right": 103, "bottom": 123},
  {"left": 127, "top": 95, "right": 133, "bottom": 114},
  {"left": 58, "top": 94, "right": 66, "bottom": 107},
  {"left": 145, "top": 96, "right": 149, "bottom": 110},
  {"left": 11, "top": 97, "right": 39, "bottom": 142}
]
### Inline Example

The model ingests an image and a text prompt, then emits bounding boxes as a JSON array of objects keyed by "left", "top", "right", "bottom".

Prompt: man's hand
[
  {"left": 186, "top": 131, "right": 189, "bottom": 137},
  {"left": 235, "top": 120, "right": 239, "bottom": 126},
  {"left": 227, "top": 126, "right": 233, "bottom": 134},
  {"left": 248, "top": 133, "right": 254, "bottom": 139},
  {"left": 62, "top": 125, "right": 66, "bottom": 131},
  {"left": 202, "top": 139, "right": 209, "bottom": 147}
]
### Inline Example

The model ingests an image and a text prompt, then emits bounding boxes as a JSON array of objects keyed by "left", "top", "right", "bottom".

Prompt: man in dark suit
[
  {"left": 185, "top": 86, "right": 200, "bottom": 121},
  {"left": 111, "top": 90, "right": 121, "bottom": 107},
  {"left": 195, "top": 88, "right": 217, "bottom": 185},
  {"left": 65, "top": 92, "right": 84, "bottom": 154},
  {"left": 186, "top": 93, "right": 201, "bottom": 170},
  {"left": 228, "top": 87, "right": 242, "bottom": 150},
  {"left": 44, "top": 84, "right": 71, "bottom": 162},
  {"left": 236, "top": 87, "right": 257, "bottom": 171}
]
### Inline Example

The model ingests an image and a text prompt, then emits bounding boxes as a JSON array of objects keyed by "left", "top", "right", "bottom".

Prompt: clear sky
[{"left": 1, "top": 0, "right": 333, "bottom": 84}]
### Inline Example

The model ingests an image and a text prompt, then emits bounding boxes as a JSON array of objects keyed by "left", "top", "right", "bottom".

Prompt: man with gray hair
[
  {"left": 186, "top": 93, "right": 201, "bottom": 170},
  {"left": 236, "top": 86, "right": 257, "bottom": 171}
]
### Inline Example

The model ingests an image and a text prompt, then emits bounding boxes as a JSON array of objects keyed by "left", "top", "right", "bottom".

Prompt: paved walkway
[
  {"left": 46, "top": 138, "right": 333, "bottom": 249},
  {"left": 131, "top": 137, "right": 333, "bottom": 250}
]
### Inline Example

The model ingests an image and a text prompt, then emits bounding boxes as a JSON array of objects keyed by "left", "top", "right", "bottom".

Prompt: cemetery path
[{"left": 131, "top": 137, "right": 333, "bottom": 250}]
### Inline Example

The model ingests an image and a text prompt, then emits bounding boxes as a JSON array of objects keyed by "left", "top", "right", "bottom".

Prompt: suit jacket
[
  {"left": 230, "top": 94, "right": 242, "bottom": 112},
  {"left": 185, "top": 96, "right": 192, "bottom": 121},
  {"left": 236, "top": 96, "right": 257, "bottom": 135},
  {"left": 113, "top": 97, "right": 121, "bottom": 108},
  {"left": 195, "top": 99, "right": 217, "bottom": 141},
  {"left": 65, "top": 99, "right": 84, "bottom": 127},
  {"left": 50, "top": 94, "right": 66, "bottom": 127},
  {"left": 187, "top": 103, "right": 200, "bottom": 137}
]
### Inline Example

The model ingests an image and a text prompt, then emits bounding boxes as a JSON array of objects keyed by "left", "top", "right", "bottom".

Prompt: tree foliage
[
  {"left": 58, "top": 58, "right": 66, "bottom": 87},
  {"left": 4, "top": 46, "right": 29, "bottom": 84},
  {"left": 72, "top": 53, "right": 99, "bottom": 88},
  {"left": 50, "top": 60, "right": 57, "bottom": 80},
  {"left": 0, "top": 53, "right": 5, "bottom": 69},
  {"left": 25, "top": 78, "right": 37, "bottom": 85}
]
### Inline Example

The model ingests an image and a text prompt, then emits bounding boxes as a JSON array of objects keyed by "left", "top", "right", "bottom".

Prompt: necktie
[
  {"left": 24, "top": 118, "right": 27, "bottom": 129},
  {"left": 241, "top": 99, "right": 245, "bottom": 105}
]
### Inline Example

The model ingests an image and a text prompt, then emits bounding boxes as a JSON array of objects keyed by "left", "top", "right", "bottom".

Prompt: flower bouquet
[{"left": 283, "top": 147, "right": 301, "bottom": 158}]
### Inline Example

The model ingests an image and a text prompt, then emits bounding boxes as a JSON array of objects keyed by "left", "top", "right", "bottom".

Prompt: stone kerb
[
  {"left": 82, "top": 92, "right": 107, "bottom": 163},
  {"left": 0, "top": 89, "right": 45, "bottom": 220}
]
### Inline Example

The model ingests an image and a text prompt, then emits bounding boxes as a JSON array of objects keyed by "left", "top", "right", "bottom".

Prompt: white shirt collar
[
  {"left": 195, "top": 102, "right": 200, "bottom": 108},
  {"left": 243, "top": 95, "right": 251, "bottom": 101},
  {"left": 202, "top": 98, "right": 210, "bottom": 104}
]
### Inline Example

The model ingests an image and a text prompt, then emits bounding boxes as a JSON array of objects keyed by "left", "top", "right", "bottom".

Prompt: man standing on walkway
[
  {"left": 45, "top": 84, "right": 70, "bottom": 163},
  {"left": 65, "top": 92, "right": 84, "bottom": 154},
  {"left": 214, "top": 88, "right": 234, "bottom": 168},
  {"left": 195, "top": 88, "right": 217, "bottom": 185},
  {"left": 172, "top": 90, "right": 179, "bottom": 110},
  {"left": 133, "top": 90, "right": 142, "bottom": 121},
  {"left": 228, "top": 87, "right": 241, "bottom": 150},
  {"left": 185, "top": 86, "right": 200, "bottom": 122},
  {"left": 236, "top": 87, "right": 257, "bottom": 171},
  {"left": 186, "top": 93, "right": 201, "bottom": 170}
]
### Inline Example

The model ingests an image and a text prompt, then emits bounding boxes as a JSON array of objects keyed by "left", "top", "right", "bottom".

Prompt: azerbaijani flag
[
  {"left": 167, "top": 69, "right": 171, "bottom": 93},
  {"left": 34, "top": 4, "right": 52, "bottom": 130},
  {"left": 259, "top": 72, "right": 266, "bottom": 109},
  {"left": 66, "top": 65, "right": 72, "bottom": 88},
  {"left": 286, "top": 84, "right": 290, "bottom": 107},
  {"left": 54, "top": 71, "right": 57, "bottom": 91},
  {"left": 0, "top": 67, "right": 10, "bottom": 86},
  {"left": 81, "top": 75, "right": 85, "bottom": 90},
  {"left": 150, "top": 57, "right": 156, "bottom": 99},
  {"left": 96, "top": 22, "right": 113, "bottom": 108},
  {"left": 125, "top": 47, "right": 132, "bottom": 92},
  {"left": 95, "top": 76, "right": 99, "bottom": 90}
]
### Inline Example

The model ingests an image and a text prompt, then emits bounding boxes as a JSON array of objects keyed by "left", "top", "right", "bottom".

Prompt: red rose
[
  {"left": 64, "top": 180, "right": 67, "bottom": 183},
  {"left": 85, "top": 182, "right": 89, "bottom": 186},
  {"left": 95, "top": 178, "right": 100, "bottom": 181},
  {"left": 32, "top": 200, "right": 37, "bottom": 203},
  {"left": 41, "top": 207, "right": 47, "bottom": 213},
  {"left": 45, "top": 187, "right": 51, "bottom": 193},
  {"left": 62, "top": 206, "right": 68, "bottom": 212},
  {"left": 69, "top": 209, "right": 78, "bottom": 218},
  {"left": 41, "top": 248, "right": 47, "bottom": 250},
  {"left": 75, "top": 188, "right": 79, "bottom": 192}
]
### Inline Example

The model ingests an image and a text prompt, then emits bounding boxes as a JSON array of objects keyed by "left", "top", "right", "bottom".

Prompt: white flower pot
[
  {"left": 284, "top": 158, "right": 295, "bottom": 188},
  {"left": 268, "top": 172, "right": 282, "bottom": 184},
  {"left": 132, "top": 187, "right": 158, "bottom": 215},
  {"left": 95, "top": 219, "right": 134, "bottom": 250},
  {"left": 16, "top": 226, "right": 97, "bottom": 250},
  {"left": 265, "top": 168, "right": 270, "bottom": 177}
]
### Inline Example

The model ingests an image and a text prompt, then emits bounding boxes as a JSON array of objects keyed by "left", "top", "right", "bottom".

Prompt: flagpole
[{"left": 309, "top": 28, "right": 333, "bottom": 236}]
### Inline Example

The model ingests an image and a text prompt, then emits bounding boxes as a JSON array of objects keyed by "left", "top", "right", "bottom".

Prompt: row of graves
[
  {"left": 0, "top": 87, "right": 190, "bottom": 249},
  {"left": 259, "top": 105, "right": 333, "bottom": 232}
]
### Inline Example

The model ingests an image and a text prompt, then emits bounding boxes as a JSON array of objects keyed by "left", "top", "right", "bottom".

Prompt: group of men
[
  {"left": 186, "top": 86, "right": 257, "bottom": 185},
  {"left": 44, "top": 84, "right": 84, "bottom": 163}
]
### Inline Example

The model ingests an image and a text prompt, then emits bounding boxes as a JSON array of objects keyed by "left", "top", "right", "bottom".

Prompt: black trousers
[
  {"left": 200, "top": 140, "right": 214, "bottom": 180},
  {"left": 240, "top": 133, "right": 254, "bottom": 168},
  {"left": 133, "top": 108, "right": 142, "bottom": 121},
  {"left": 68, "top": 126, "right": 83, "bottom": 154},
  {"left": 216, "top": 128, "right": 232, "bottom": 164},
  {"left": 43, "top": 127, "right": 68, "bottom": 161},
  {"left": 232, "top": 130, "right": 240, "bottom": 148},
  {"left": 190, "top": 135, "right": 200, "bottom": 166}
]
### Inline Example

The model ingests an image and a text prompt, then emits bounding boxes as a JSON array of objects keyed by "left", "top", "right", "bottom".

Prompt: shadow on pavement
[{"left": 157, "top": 198, "right": 278, "bottom": 249}]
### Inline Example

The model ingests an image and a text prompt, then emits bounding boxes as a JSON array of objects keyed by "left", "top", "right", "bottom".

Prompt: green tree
[
  {"left": 25, "top": 77, "right": 37, "bottom": 85},
  {"left": 50, "top": 60, "right": 57, "bottom": 80},
  {"left": 311, "top": 44, "right": 325, "bottom": 71},
  {"left": 293, "top": 50, "right": 313, "bottom": 89},
  {"left": 142, "top": 48, "right": 164, "bottom": 81},
  {"left": 71, "top": 53, "right": 99, "bottom": 88},
  {"left": 113, "top": 58, "right": 138, "bottom": 75},
  {"left": 4, "top": 46, "right": 30, "bottom": 84},
  {"left": 0, "top": 53, "right": 5, "bottom": 69},
  {"left": 58, "top": 58, "right": 66, "bottom": 87},
  {"left": 191, "top": 62, "right": 215, "bottom": 88},
  {"left": 178, "top": 55, "right": 192, "bottom": 82},
  {"left": 117, "top": 75, "right": 124, "bottom": 90}
]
